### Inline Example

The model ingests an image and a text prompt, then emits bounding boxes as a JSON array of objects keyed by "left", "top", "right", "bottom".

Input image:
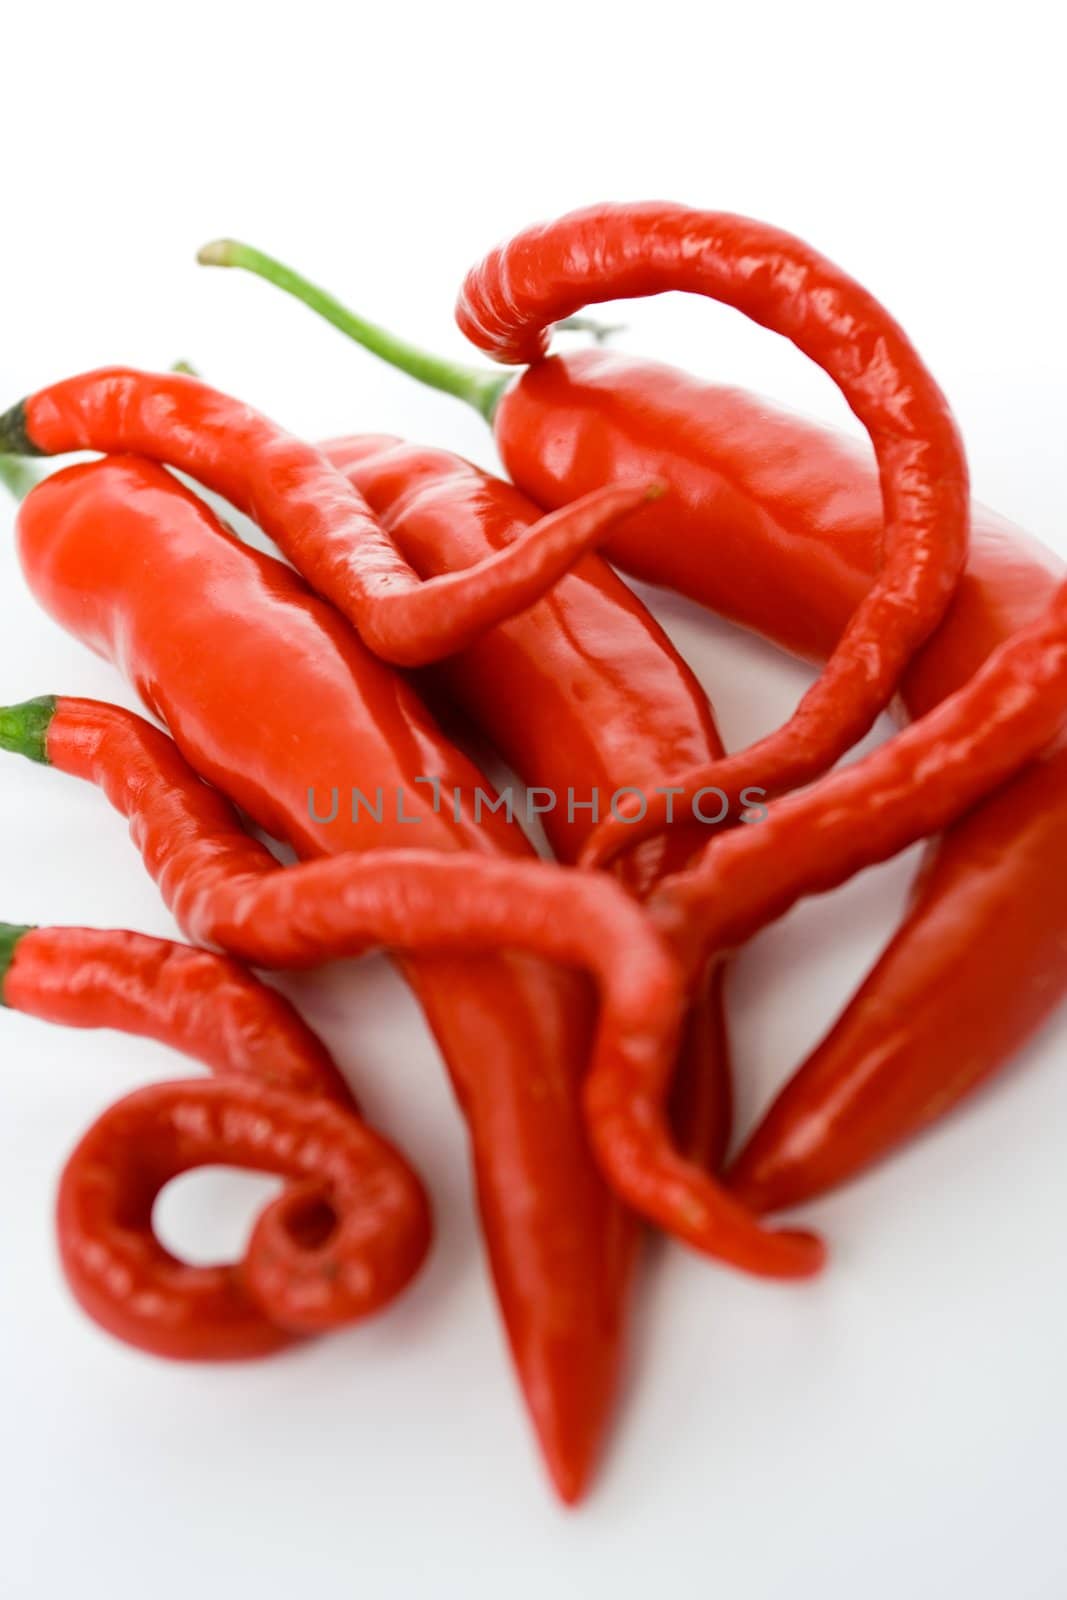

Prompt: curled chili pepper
[
  {"left": 0, "top": 367, "right": 658, "bottom": 669},
  {"left": 583, "top": 583, "right": 1067, "bottom": 1253},
  {"left": 457, "top": 202, "right": 972, "bottom": 855},
  {"left": 198, "top": 216, "right": 970, "bottom": 837},
  {"left": 3, "top": 452, "right": 662, "bottom": 1503},
  {"left": 1, "top": 691, "right": 822, "bottom": 1286},
  {"left": 0, "top": 920, "right": 430, "bottom": 1357}
]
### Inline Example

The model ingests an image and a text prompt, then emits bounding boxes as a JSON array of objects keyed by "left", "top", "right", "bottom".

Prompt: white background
[{"left": 3, "top": 4, "right": 1066, "bottom": 1596}]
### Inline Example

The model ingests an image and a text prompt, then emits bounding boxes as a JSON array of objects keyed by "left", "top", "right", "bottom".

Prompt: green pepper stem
[
  {"left": 197, "top": 238, "right": 513, "bottom": 424},
  {"left": 0, "top": 923, "right": 33, "bottom": 1004},
  {"left": 0, "top": 697, "right": 57, "bottom": 764}
]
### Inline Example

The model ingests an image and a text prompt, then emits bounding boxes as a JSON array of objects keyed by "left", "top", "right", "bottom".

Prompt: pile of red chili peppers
[{"left": 2, "top": 200, "right": 1066, "bottom": 1505}]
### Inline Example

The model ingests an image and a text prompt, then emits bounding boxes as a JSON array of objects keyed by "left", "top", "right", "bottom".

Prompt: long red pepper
[
  {"left": 586, "top": 583, "right": 1067, "bottom": 1252},
  {"left": 0, "top": 368, "right": 656, "bottom": 669},
  {"left": 0, "top": 920, "right": 430, "bottom": 1357},
  {"left": 321, "top": 432, "right": 732, "bottom": 1166},
  {"left": 201, "top": 216, "right": 970, "bottom": 829},
  {"left": 4, "top": 454, "right": 681, "bottom": 1502},
  {"left": 209, "top": 233, "right": 1067, "bottom": 1208}
]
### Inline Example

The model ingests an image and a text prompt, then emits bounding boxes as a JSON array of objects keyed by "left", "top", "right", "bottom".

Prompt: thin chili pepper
[
  {"left": 0, "top": 690, "right": 821, "bottom": 1283},
  {"left": 5, "top": 454, "right": 661, "bottom": 1504},
  {"left": 196, "top": 228, "right": 1067, "bottom": 1212},
  {"left": 0, "top": 920, "right": 430, "bottom": 1357},
  {"left": 199, "top": 218, "right": 970, "bottom": 839},
  {"left": 322, "top": 433, "right": 731, "bottom": 1168},
  {"left": 0, "top": 366, "right": 658, "bottom": 669},
  {"left": 584, "top": 583, "right": 1067, "bottom": 1252}
]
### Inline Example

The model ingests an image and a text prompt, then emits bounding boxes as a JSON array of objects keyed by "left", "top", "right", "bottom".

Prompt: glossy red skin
[
  {"left": 5, "top": 927, "right": 430, "bottom": 1358},
  {"left": 9, "top": 368, "right": 652, "bottom": 669},
  {"left": 323, "top": 433, "right": 731, "bottom": 1167},
  {"left": 625, "top": 580, "right": 1067, "bottom": 1242},
  {"left": 654, "top": 584, "right": 1067, "bottom": 967},
  {"left": 478, "top": 346, "right": 1067, "bottom": 1210},
  {"left": 459, "top": 203, "right": 970, "bottom": 819},
  {"left": 16, "top": 457, "right": 634, "bottom": 1504}
]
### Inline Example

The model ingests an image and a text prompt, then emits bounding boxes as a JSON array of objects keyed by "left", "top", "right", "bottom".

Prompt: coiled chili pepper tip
[{"left": 3, "top": 918, "right": 432, "bottom": 1352}]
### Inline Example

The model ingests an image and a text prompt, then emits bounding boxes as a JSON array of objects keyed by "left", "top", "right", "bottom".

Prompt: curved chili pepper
[
  {"left": 457, "top": 202, "right": 972, "bottom": 848},
  {"left": 0, "top": 367, "right": 657, "bottom": 669},
  {"left": 585, "top": 583, "right": 1067, "bottom": 1252},
  {"left": 321, "top": 433, "right": 731, "bottom": 1168},
  {"left": 5, "top": 454, "right": 659, "bottom": 1503},
  {"left": 200, "top": 220, "right": 970, "bottom": 827},
  {"left": 0, "top": 921, "right": 430, "bottom": 1356},
  {"left": 1, "top": 690, "right": 821, "bottom": 1284}
]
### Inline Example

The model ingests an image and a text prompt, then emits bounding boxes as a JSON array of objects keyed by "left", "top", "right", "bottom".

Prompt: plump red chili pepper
[
  {"left": 585, "top": 583, "right": 1067, "bottom": 1253},
  {"left": 0, "top": 689, "right": 822, "bottom": 1283},
  {"left": 0, "top": 367, "right": 657, "bottom": 669},
  {"left": 321, "top": 432, "right": 731, "bottom": 1167},
  {"left": 0, "top": 920, "right": 430, "bottom": 1357},
  {"left": 4, "top": 454, "right": 666, "bottom": 1503},
  {"left": 199, "top": 218, "right": 970, "bottom": 836}
]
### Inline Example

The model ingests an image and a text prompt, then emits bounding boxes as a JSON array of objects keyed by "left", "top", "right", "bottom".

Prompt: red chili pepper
[
  {"left": 199, "top": 218, "right": 970, "bottom": 831},
  {"left": 0, "top": 367, "right": 657, "bottom": 669},
  {"left": 583, "top": 584, "right": 1067, "bottom": 1254},
  {"left": 321, "top": 432, "right": 731, "bottom": 1167},
  {"left": 4, "top": 454, "right": 667, "bottom": 1503},
  {"left": 0, "top": 920, "right": 430, "bottom": 1357}
]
